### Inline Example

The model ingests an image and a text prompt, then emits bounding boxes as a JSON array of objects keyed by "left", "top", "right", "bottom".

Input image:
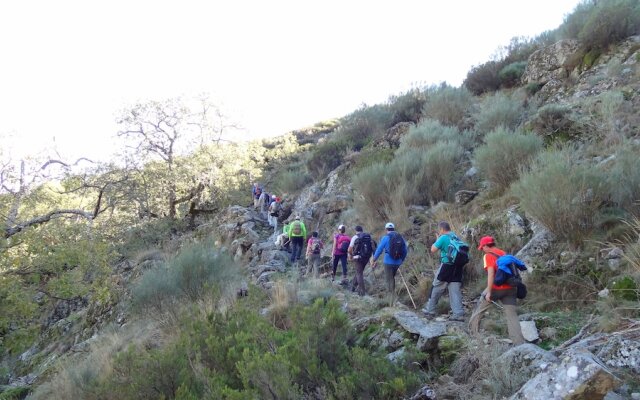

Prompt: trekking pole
[
  {"left": 491, "top": 300, "right": 504, "bottom": 309},
  {"left": 398, "top": 269, "right": 417, "bottom": 310}
]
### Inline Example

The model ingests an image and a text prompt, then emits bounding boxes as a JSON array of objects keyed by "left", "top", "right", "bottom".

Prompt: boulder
[
  {"left": 386, "top": 347, "right": 406, "bottom": 364},
  {"left": 507, "top": 207, "right": 528, "bottom": 236},
  {"left": 520, "top": 321, "right": 540, "bottom": 342},
  {"left": 593, "top": 336, "right": 640, "bottom": 374},
  {"left": 369, "top": 328, "right": 405, "bottom": 351},
  {"left": 511, "top": 349, "right": 621, "bottom": 400},
  {"left": 409, "top": 385, "right": 437, "bottom": 400},
  {"left": 393, "top": 311, "right": 447, "bottom": 351},
  {"left": 455, "top": 190, "right": 479, "bottom": 205},
  {"left": 495, "top": 344, "right": 558, "bottom": 385},
  {"left": 516, "top": 222, "right": 555, "bottom": 265},
  {"left": 373, "top": 121, "right": 414, "bottom": 149},
  {"left": 523, "top": 39, "right": 582, "bottom": 84}
]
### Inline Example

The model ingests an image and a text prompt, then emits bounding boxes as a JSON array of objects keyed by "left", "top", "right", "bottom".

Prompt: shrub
[
  {"left": 607, "top": 146, "right": 640, "bottom": 216},
  {"left": 423, "top": 84, "right": 474, "bottom": 127},
  {"left": 132, "top": 241, "right": 241, "bottom": 313},
  {"left": 498, "top": 61, "right": 527, "bottom": 87},
  {"left": 306, "top": 139, "right": 349, "bottom": 178},
  {"left": 464, "top": 60, "right": 502, "bottom": 95},
  {"left": 512, "top": 149, "right": 609, "bottom": 245},
  {"left": 388, "top": 88, "right": 426, "bottom": 125},
  {"left": 528, "top": 103, "right": 582, "bottom": 139},
  {"left": 400, "top": 119, "right": 462, "bottom": 149},
  {"left": 560, "top": 0, "right": 640, "bottom": 50},
  {"left": 474, "top": 93, "right": 525, "bottom": 134},
  {"left": 273, "top": 167, "right": 312, "bottom": 194},
  {"left": 474, "top": 127, "right": 543, "bottom": 192}
]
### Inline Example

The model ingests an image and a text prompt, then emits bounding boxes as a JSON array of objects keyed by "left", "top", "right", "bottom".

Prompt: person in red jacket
[{"left": 469, "top": 236, "right": 525, "bottom": 345}]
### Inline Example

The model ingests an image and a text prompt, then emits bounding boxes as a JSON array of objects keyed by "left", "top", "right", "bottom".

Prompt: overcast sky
[{"left": 0, "top": 0, "right": 581, "bottom": 161}]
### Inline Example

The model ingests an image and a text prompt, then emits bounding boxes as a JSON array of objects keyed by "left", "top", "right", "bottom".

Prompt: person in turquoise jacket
[{"left": 372, "top": 222, "right": 407, "bottom": 306}]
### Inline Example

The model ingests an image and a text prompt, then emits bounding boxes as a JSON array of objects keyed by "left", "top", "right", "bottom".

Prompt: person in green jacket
[{"left": 288, "top": 216, "right": 307, "bottom": 263}]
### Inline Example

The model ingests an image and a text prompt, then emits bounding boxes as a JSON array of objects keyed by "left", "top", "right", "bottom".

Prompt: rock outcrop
[{"left": 523, "top": 39, "right": 582, "bottom": 85}]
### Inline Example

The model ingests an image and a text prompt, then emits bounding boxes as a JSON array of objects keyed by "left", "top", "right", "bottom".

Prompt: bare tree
[{"left": 116, "top": 96, "right": 229, "bottom": 218}]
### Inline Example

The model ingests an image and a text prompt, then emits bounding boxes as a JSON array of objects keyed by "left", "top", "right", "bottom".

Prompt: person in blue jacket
[{"left": 372, "top": 222, "right": 407, "bottom": 306}]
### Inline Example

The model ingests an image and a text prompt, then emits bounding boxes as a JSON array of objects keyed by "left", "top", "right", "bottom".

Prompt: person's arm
[
  {"left": 306, "top": 239, "right": 312, "bottom": 258},
  {"left": 372, "top": 236, "right": 386, "bottom": 263},
  {"left": 431, "top": 235, "right": 443, "bottom": 254},
  {"left": 301, "top": 223, "right": 307, "bottom": 239},
  {"left": 332, "top": 236, "right": 337, "bottom": 254},
  {"left": 400, "top": 239, "right": 408, "bottom": 262},
  {"left": 485, "top": 266, "right": 495, "bottom": 302}
]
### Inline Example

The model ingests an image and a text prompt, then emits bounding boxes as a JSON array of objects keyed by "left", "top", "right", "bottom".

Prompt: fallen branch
[{"left": 5, "top": 209, "right": 94, "bottom": 239}]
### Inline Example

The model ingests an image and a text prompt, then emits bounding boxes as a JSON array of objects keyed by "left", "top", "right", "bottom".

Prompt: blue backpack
[
  {"left": 446, "top": 233, "right": 470, "bottom": 267},
  {"left": 490, "top": 253, "right": 528, "bottom": 298}
]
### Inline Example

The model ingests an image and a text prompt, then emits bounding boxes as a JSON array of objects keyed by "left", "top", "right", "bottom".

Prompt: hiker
[
  {"left": 372, "top": 222, "right": 407, "bottom": 306},
  {"left": 469, "top": 236, "right": 525, "bottom": 345},
  {"left": 422, "top": 221, "right": 465, "bottom": 322},
  {"left": 348, "top": 225, "right": 375, "bottom": 296},
  {"left": 259, "top": 190, "right": 271, "bottom": 219},
  {"left": 276, "top": 223, "right": 291, "bottom": 252},
  {"left": 252, "top": 183, "right": 262, "bottom": 208},
  {"left": 305, "top": 231, "right": 324, "bottom": 277},
  {"left": 288, "top": 216, "right": 307, "bottom": 263},
  {"left": 268, "top": 195, "right": 280, "bottom": 230},
  {"left": 331, "top": 224, "right": 351, "bottom": 283}
]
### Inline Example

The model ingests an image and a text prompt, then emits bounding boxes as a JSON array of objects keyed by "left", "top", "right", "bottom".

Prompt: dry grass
[{"left": 30, "top": 321, "right": 166, "bottom": 400}]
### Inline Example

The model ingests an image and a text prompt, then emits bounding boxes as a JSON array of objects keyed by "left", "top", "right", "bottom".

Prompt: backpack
[
  {"left": 446, "top": 233, "right": 470, "bottom": 267},
  {"left": 337, "top": 235, "right": 350, "bottom": 253},
  {"left": 255, "top": 187, "right": 262, "bottom": 197},
  {"left": 269, "top": 202, "right": 281, "bottom": 216},
  {"left": 353, "top": 233, "right": 373, "bottom": 259},
  {"left": 388, "top": 232, "right": 405, "bottom": 260},
  {"left": 291, "top": 221, "right": 302, "bottom": 236},
  {"left": 491, "top": 253, "right": 527, "bottom": 299},
  {"left": 311, "top": 238, "right": 322, "bottom": 254}
]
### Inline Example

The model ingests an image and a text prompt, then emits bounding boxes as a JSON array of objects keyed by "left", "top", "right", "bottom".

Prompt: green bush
[
  {"left": 423, "top": 84, "right": 474, "bottom": 127},
  {"left": 133, "top": 241, "right": 241, "bottom": 312},
  {"left": 610, "top": 276, "right": 639, "bottom": 301},
  {"left": 400, "top": 119, "right": 462, "bottom": 149},
  {"left": 388, "top": 88, "right": 426, "bottom": 125},
  {"left": 464, "top": 60, "right": 502, "bottom": 95},
  {"left": 498, "top": 61, "right": 527, "bottom": 87},
  {"left": 273, "top": 167, "right": 312, "bottom": 194},
  {"left": 306, "top": 139, "right": 349, "bottom": 178},
  {"left": 74, "top": 300, "right": 423, "bottom": 400},
  {"left": 561, "top": 0, "right": 640, "bottom": 50},
  {"left": 528, "top": 103, "right": 582, "bottom": 139},
  {"left": 474, "top": 93, "right": 525, "bottom": 134},
  {"left": 512, "top": 149, "right": 609, "bottom": 245},
  {"left": 607, "top": 146, "right": 640, "bottom": 216},
  {"left": 474, "top": 127, "right": 543, "bottom": 192}
]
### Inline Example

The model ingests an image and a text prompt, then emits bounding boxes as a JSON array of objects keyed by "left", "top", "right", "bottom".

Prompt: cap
[
  {"left": 477, "top": 236, "right": 495, "bottom": 249},
  {"left": 272, "top": 195, "right": 276, "bottom": 199},
  {"left": 385, "top": 222, "right": 395, "bottom": 229},
  {"left": 295, "top": 216, "right": 301, "bottom": 220},
  {"left": 354, "top": 225, "right": 363, "bottom": 232},
  {"left": 338, "top": 224, "right": 345, "bottom": 230}
]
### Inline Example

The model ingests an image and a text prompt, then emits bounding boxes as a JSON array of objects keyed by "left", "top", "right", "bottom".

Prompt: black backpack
[
  {"left": 353, "top": 233, "right": 373, "bottom": 259},
  {"left": 388, "top": 232, "right": 405, "bottom": 260}
]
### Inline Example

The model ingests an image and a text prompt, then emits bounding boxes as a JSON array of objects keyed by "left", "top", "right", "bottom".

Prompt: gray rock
[
  {"left": 595, "top": 336, "right": 640, "bottom": 374},
  {"left": 511, "top": 349, "right": 621, "bottom": 400},
  {"left": 523, "top": 39, "right": 582, "bottom": 84},
  {"left": 394, "top": 311, "right": 447, "bottom": 351},
  {"left": 8, "top": 373, "right": 38, "bottom": 388},
  {"left": 257, "top": 271, "right": 277, "bottom": 284},
  {"left": 605, "top": 247, "right": 624, "bottom": 260},
  {"left": 540, "top": 327, "right": 558, "bottom": 341},
  {"left": 495, "top": 343, "right": 558, "bottom": 385},
  {"left": 455, "top": 190, "right": 479, "bottom": 205},
  {"left": 516, "top": 222, "right": 555, "bottom": 265},
  {"left": 409, "top": 385, "right": 437, "bottom": 400},
  {"left": 465, "top": 166, "right": 478, "bottom": 178},
  {"left": 604, "top": 392, "right": 627, "bottom": 400},
  {"left": 608, "top": 259, "right": 621, "bottom": 270},
  {"left": 507, "top": 207, "right": 528, "bottom": 236},
  {"left": 520, "top": 321, "right": 540, "bottom": 342},
  {"left": 632, "top": 393, "right": 640, "bottom": 400},
  {"left": 386, "top": 347, "right": 406, "bottom": 364}
]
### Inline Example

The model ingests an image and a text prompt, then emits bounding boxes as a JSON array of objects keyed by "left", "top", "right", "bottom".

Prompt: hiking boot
[
  {"left": 449, "top": 315, "right": 465, "bottom": 322},
  {"left": 422, "top": 310, "right": 436, "bottom": 320}
]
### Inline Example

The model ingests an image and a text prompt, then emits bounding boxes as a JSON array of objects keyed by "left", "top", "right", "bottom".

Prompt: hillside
[{"left": 2, "top": 1, "right": 640, "bottom": 399}]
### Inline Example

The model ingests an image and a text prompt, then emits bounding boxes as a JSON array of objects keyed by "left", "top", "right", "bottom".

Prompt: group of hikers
[
  {"left": 252, "top": 182, "right": 282, "bottom": 230},
  {"left": 252, "top": 184, "right": 527, "bottom": 345}
]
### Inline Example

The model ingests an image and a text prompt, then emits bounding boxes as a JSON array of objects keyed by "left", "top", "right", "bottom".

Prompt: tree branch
[{"left": 5, "top": 209, "right": 95, "bottom": 239}]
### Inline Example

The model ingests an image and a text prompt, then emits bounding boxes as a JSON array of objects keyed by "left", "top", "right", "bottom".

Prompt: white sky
[{"left": 0, "top": 0, "right": 581, "bottom": 161}]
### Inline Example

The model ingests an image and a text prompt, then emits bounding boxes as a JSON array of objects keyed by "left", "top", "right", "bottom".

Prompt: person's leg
[
  {"left": 494, "top": 289, "right": 525, "bottom": 345},
  {"left": 340, "top": 255, "right": 348, "bottom": 280},
  {"left": 356, "top": 261, "right": 367, "bottom": 296},
  {"left": 290, "top": 239, "right": 299, "bottom": 263},
  {"left": 351, "top": 261, "right": 360, "bottom": 291},
  {"left": 423, "top": 264, "right": 446, "bottom": 315},
  {"left": 384, "top": 264, "right": 398, "bottom": 306},
  {"left": 468, "top": 296, "right": 492, "bottom": 335},
  {"left": 313, "top": 254, "right": 321, "bottom": 277},
  {"left": 332, "top": 256, "right": 339, "bottom": 280},
  {"left": 296, "top": 237, "right": 303, "bottom": 261},
  {"left": 448, "top": 282, "right": 464, "bottom": 318}
]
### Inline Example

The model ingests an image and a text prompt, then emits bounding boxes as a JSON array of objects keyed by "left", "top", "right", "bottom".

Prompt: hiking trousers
[
  {"left": 351, "top": 259, "right": 368, "bottom": 296},
  {"left": 423, "top": 263, "right": 464, "bottom": 318},
  {"left": 290, "top": 237, "right": 304, "bottom": 263},
  {"left": 332, "top": 254, "right": 348, "bottom": 279},
  {"left": 307, "top": 253, "right": 321, "bottom": 277},
  {"left": 384, "top": 264, "right": 400, "bottom": 306},
  {"left": 469, "top": 287, "right": 525, "bottom": 345}
]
